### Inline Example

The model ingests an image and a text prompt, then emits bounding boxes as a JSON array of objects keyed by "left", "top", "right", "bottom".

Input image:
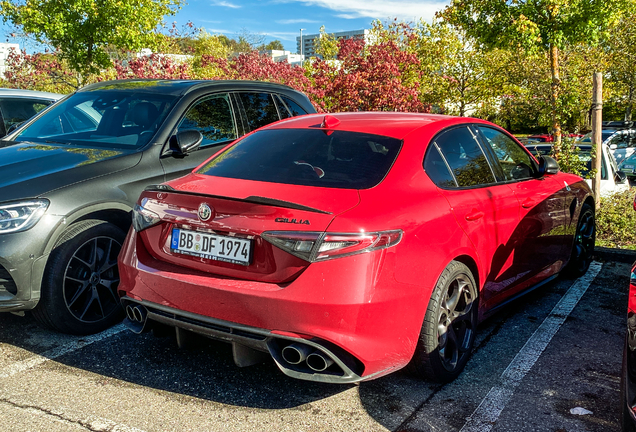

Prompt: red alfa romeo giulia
[{"left": 117, "top": 112, "right": 595, "bottom": 383}]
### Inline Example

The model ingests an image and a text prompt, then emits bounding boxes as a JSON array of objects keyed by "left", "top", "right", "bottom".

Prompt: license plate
[
  {"left": 624, "top": 164, "right": 634, "bottom": 169},
  {"left": 171, "top": 228, "right": 251, "bottom": 266}
]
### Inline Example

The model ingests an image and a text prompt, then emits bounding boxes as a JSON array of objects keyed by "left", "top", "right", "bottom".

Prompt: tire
[
  {"left": 407, "top": 260, "right": 478, "bottom": 382},
  {"left": 622, "top": 340, "right": 636, "bottom": 432},
  {"left": 565, "top": 203, "right": 595, "bottom": 277},
  {"left": 32, "top": 220, "right": 126, "bottom": 335}
]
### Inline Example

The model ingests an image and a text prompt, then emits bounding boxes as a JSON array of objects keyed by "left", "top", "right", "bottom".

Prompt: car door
[
  {"left": 159, "top": 92, "right": 241, "bottom": 181},
  {"left": 475, "top": 125, "right": 568, "bottom": 303},
  {"left": 424, "top": 125, "right": 522, "bottom": 306}
]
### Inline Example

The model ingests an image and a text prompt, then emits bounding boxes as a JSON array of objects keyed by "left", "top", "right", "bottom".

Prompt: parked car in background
[
  {"left": 525, "top": 143, "right": 629, "bottom": 196},
  {"left": 0, "top": 88, "right": 62, "bottom": 137},
  {"left": 523, "top": 133, "right": 584, "bottom": 144},
  {"left": 578, "top": 122, "right": 636, "bottom": 165},
  {"left": 619, "top": 153, "right": 636, "bottom": 183},
  {"left": 526, "top": 133, "right": 553, "bottom": 143},
  {"left": 118, "top": 112, "right": 594, "bottom": 384},
  {"left": 0, "top": 79, "right": 315, "bottom": 335}
]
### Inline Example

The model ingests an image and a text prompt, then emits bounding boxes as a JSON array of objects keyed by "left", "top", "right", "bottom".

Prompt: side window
[
  {"left": 477, "top": 126, "right": 536, "bottom": 181},
  {"left": 277, "top": 95, "right": 309, "bottom": 118},
  {"left": 434, "top": 126, "right": 496, "bottom": 187},
  {"left": 608, "top": 132, "right": 629, "bottom": 149},
  {"left": 423, "top": 143, "right": 457, "bottom": 188},
  {"left": 178, "top": 94, "right": 237, "bottom": 146},
  {"left": 0, "top": 98, "right": 52, "bottom": 133},
  {"left": 238, "top": 92, "right": 280, "bottom": 131}
]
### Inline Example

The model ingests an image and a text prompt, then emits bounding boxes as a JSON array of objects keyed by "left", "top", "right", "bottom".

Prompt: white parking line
[
  {"left": 459, "top": 262, "right": 603, "bottom": 432},
  {"left": 0, "top": 323, "right": 126, "bottom": 379}
]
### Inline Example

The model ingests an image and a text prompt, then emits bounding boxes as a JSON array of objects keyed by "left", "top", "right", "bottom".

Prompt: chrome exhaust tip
[
  {"left": 132, "top": 305, "right": 146, "bottom": 323},
  {"left": 125, "top": 305, "right": 136, "bottom": 321},
  {"left": 281, "top": 343, "right": 314, "bottom": 365},
  {"left": 306, "top": 352, "right": 334, "bottom": 372},
  {"left": 123, "top": 304, "right": 151, "bottom": 334}
]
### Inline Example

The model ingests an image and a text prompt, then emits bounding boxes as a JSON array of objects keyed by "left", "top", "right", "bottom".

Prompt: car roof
[
  {"left": 78, "top": 79, "right": 301, "bottom": 97},
  {"left": 0, "top": 88, "right": 63, "bottom": 100},
  {"left": 265, "top": 112, "right": 465, "bottom": 139}
]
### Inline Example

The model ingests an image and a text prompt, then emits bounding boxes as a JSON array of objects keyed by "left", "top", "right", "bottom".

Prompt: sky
[
  {"left": 165, "top": 0, "right": 449, "bottom": 52},
  {"left": 0, "top": 0, "right": 450, "bottom": 53}
]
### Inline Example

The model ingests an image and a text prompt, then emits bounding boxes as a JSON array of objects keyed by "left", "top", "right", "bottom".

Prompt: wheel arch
[
  {"left": 583, "top": 196, "right": 595, "bottom": 213},
  {"left": 453, "top": 254, "right": 480, "bottom": 295},
  {"left": 43, "top": 203, "right": 133, "bottom": 256}
]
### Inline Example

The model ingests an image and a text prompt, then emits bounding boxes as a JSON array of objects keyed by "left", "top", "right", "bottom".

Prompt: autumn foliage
[{"left": 1, "top": 24, "right": 429, "bottom": 114}]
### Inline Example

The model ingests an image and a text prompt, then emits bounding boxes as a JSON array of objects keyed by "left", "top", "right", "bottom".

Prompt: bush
[{"left": 596, "top": 188, "right": 636, "bottom": 249}]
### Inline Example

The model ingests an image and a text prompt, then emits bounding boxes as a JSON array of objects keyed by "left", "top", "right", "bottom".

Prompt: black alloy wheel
[
  {"left": 62, "top": 235, "right": 121, "bottom": 323},
  {"left": 32, "top": 220, "right": 126, "bottom": 335},
  {"left": 408, "top": 260, "right": 478, "bottom": 382}
]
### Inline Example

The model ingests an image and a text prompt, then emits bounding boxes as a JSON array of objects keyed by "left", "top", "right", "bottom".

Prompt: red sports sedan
[{"left": 117, "top": 113, "right": 595, "bottom": 383}]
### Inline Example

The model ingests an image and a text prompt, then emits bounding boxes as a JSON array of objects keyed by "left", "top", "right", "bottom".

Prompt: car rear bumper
[{"left": 117, "top": 229, "right": 427, "bottom": 383}]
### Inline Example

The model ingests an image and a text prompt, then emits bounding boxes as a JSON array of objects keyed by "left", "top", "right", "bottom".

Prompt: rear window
[{"left": 197, "top": 129, "right": 402, "bottom": 189}]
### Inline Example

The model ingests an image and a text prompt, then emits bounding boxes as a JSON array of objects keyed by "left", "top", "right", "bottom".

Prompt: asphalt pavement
[{"left": 0, "top": 253, "right": 632, "bottom": 432}]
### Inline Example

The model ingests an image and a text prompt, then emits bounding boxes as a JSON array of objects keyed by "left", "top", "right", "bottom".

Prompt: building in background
[
  {"left": 261, "top": 50, "right": 304, "bottom": 66},
  {"left": 296, "top": 29, "right": 370, "bottom": 58},
  {"left": 0, "top": 43, "right": 19, "bottom": 78}
]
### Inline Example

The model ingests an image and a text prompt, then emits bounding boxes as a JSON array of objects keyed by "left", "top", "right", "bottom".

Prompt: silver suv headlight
[{"left": 0, "top": 199, "right": 49, "bottom": 233}]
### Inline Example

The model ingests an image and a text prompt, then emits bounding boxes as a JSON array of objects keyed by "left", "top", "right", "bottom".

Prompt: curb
[{"left": 594, "top": 246, "right": 636, "bottom": 264}]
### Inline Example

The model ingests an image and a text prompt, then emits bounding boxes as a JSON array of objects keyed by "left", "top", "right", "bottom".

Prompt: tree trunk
[
  {"left": 549, "top": 44, "right": 562, "bottom": 152},
  {"left": 626, "top": 85, "right": 634, "bottom": 121}
]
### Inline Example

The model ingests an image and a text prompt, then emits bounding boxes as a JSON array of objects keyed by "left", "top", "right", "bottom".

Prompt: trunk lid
[{"left": 138, "top": 175, "right": 360, "bottom": 283}]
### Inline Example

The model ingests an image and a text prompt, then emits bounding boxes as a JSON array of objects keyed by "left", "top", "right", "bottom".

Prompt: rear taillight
[
  {"left": 132, "top": 200, "right": 161, "bottom": 232},
  {"left": 261, "top": 230, "right": 402, "bottom": 262}
]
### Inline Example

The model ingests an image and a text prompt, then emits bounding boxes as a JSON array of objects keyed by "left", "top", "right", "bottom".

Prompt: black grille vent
[
  {"left": 0, "top": 266, "right": 17, "bottom": 295},
  {"left": 147, "top": 306, "right": 266, "bottom": 341}
]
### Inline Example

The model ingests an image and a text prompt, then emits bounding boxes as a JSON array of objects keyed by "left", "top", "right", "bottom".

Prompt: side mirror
[
  {"left": 616, "top": 170, "right": 628, "bottom": 184},
  {"left": 610, "top": 143, "right": 618, "bottom": 150},
  {"left": 169, "top": 129, "right": 203, "bottom": 158},
  {"left": 538, "top": 156, "right": 560, "bottom": 176}
]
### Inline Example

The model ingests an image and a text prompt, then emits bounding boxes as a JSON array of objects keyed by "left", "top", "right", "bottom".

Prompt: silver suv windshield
[{"left": 13, "top": 90, "right": 178, "bottom": 149}]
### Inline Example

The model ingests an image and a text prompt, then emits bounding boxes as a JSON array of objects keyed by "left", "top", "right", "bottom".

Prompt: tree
[
  {"left": 313, "top": 26, "right": 339, "bottom": 60},
  {"left": 258, "top": 40, "right": 284, "bottom": 51},
  {"left": 415, "top": 20, "right": 503, "bottom": 117},
  {"left": 2, "top": 49, "right": 77, "bottom": 93},
  {"left": 0, "top": 0, "right": 182, "bottom": 84},
  {"left": 307, "top": 32, "right": 426, "bottom": 113},
  {"left": 443, "top": 0, "right": 626, "bottom": 150},
  {"left": 606, "top": 11, "right": 636, "bottom": 120}
]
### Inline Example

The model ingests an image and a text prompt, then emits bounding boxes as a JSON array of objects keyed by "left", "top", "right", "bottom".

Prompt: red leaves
[
  {"left": 310, "top": 38, "right": 428, "bottom": 113},
  {"left": 3, "top": 26, "right": 430, "bottom": 115},
  {"left": 113, "top": 53, "right": 191, "bottom": 80}
]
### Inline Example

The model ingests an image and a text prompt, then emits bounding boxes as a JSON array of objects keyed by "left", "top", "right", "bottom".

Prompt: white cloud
[
  {"left": 211, "top": 0, "right": 241, "bottom": 8},
  {"left": 275, "top": 18, "right": 320, "bottom": 24},
  {"left": 203, "top": 28, "right": 235, "bottom": 34},
  {"left": 262, "top": 31, "right": 303, "bottom": 41},
  {"left": 282, "top": 0, "right": 447, "bottom": 21}
]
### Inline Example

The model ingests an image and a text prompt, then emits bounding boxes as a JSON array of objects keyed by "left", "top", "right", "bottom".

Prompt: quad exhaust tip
[
  {"left": 306, "top": 352, "right": 334, "bottom": 372},
  {"left": 281, "top": 343, "right": 313, "bottom": 365},
  {"left": 280, "top": 342, "right": 336, "bottom": 372},
  {"left": 124, "top": 304, "right": 151, "bottom": 334}
]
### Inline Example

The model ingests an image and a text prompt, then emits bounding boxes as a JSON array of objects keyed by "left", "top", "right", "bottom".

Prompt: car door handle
[
  {"left": 465, "top": 210, "right": 484, "bottom": 221},
  {"left": 522, "top": 198, "right": 536, "bottom": 209}
]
